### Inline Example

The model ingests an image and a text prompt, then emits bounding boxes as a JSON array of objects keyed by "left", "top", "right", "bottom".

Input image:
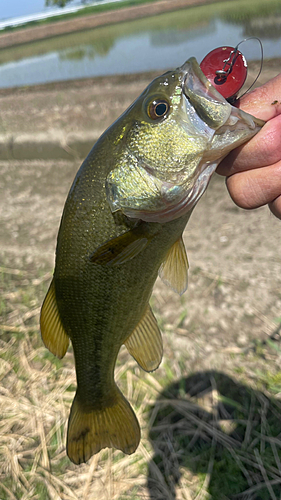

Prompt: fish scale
[{"left": 40, "top": 57, "right": 264, "bottom": 464}]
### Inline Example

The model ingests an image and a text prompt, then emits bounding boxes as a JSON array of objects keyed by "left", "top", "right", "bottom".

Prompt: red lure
[{"left": 200, "top": 46, "right": 247, "bottom": 102}]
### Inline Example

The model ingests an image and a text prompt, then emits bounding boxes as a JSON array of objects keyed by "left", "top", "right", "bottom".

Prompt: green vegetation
[
  {"left": 150, "top": 370, "right": 281, "bottom": 499},
  {"left": 46, "top": 0, "right": 73, "bottom": 6},
  {"left": 220, "top": 0, "right": 281, "bottom": 24},
  {"left": 2, "top": 0, "right": 281, "bottom": 38},
  {"left": 1, "top": 0, "right": 164, "bottom": 33},
  {"left": 1, "top": 0, "right": 280, "bottom": 70}
]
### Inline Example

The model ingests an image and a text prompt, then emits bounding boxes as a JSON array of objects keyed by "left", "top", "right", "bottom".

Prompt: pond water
[{"left": 0, "top": 0, "right": 281, "bottom": 89}]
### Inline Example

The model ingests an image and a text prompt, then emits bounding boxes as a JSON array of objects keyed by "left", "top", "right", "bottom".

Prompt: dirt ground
[
  {"left": 1, "top": 159, "right": 281, "bottom": 353},
  {"left": 0, "top": 60, "right": 278, "bottom": 135},
  {"left": 1, "top": 59, "right": 281, "bottom": 360},
  {"left": 1, "top": 55, "right": 281, "bottom": 499}
]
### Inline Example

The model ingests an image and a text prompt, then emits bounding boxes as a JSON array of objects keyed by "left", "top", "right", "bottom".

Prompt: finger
[
  {"left": 225, "top": 161, "right": 281, "bottom": 210},
  {"left": 269, "top": 195, "right": 281, "bottom": 220},
  {"left": 237, "top": 72, "right": 281, "bottom": 121},
  {"left": 217, "top": 114, "right": 281, "bottom": 176}
]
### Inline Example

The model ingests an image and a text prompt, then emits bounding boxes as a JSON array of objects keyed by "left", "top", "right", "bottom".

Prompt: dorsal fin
[
  {"left": 158, "top": 236, "right": 189, "bottom": 295},
  {"left": 125, "top": 305, "right": 162, "bottom": 372},
  {"left": 40, "top": 279, "right": 69, "bottom": 359}
]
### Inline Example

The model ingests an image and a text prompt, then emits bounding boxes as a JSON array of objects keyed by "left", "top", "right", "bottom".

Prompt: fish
[{"left": 40, "top": 57, "right": 264, "bottom": 465}]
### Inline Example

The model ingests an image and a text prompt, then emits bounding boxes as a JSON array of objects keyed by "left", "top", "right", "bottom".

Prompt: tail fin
[{"left": 67, "top": 387, "right": 140, "bottom": 464}]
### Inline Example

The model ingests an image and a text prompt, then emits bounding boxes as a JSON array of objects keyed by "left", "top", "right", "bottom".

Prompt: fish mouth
[
  {"left": 181, "top": 57, "right": 264, "bottom": 130},
  {"left": 120, "top": 59, "right": 264, "bottom": 225},
  {"left": 181, "top": 57, "right": 228, "bottom": 106}
]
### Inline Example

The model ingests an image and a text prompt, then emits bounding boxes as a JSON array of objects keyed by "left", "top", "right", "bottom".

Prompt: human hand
[{"left": 216, "top": 73, "right": 281, "bottom": 219}]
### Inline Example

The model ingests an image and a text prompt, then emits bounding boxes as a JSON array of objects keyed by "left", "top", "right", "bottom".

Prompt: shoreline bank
[
  {"left": 0, "top": 0, "right": 219, "bottom": 49},
  {"left": 0, "top": 58, "right": 279, "bottom": 161}
]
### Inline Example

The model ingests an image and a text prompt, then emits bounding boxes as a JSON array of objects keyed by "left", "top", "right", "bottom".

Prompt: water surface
[{"left": 0, "top": 0, "right": 280, "bottom": 88}]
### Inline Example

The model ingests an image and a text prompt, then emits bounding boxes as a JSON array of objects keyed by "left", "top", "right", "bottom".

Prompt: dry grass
[{"left": 1, "top": 265, "right": 281, "bottom": 500}]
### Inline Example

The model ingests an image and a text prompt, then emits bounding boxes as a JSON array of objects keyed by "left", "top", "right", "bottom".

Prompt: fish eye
[{"left": 147, "top": 99, "right": 170, "bottom": 120}]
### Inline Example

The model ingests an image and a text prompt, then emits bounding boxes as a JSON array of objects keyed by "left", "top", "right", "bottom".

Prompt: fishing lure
[{"left": 200, "top": 37, "right": 263, "bottom": 103}]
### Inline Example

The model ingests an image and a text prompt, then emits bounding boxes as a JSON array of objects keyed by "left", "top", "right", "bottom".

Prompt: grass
[
  {"left": 1, "top": 0, "right": 165, "bottom": 33},
  {"left": 1, "top": 0, "right": 281, "bottom": 70},
  {"left": 2, "top": 0, "right": 281, "bottom": 36},
  {"left": 1, "top": 264, "right": 281, "bottom": 499}
]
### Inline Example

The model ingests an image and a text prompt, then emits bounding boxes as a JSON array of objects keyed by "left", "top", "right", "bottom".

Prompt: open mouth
[{"left": 181, "top": 57, "right": 264, "bottom": 132}]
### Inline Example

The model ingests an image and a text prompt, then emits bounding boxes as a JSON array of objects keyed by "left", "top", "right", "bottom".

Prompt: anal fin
[
  {"left": 158, "top": 236, "right": 189, "bottom": 296},
  {"left": 40, "top": 278, "right": 69, "bottom": 359},
  {"left": 125, "top": 305, "right": 162, "bottom": 372}
]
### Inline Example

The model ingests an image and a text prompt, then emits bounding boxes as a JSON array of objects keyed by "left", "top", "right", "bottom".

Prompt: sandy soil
[
  {"left": 1, "top": 159, "right": 281, "bottom": 362},
  {"left": 0, "top": 59, "right": 279, "bottom": 136}
]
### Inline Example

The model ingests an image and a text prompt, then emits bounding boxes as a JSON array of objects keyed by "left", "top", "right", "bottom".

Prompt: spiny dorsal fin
[
  {"left": 125, "top": 305, "right": 162, "bottom": 372},
  {"left": 158, "top": 236, "right": 189, "bottom": 296},
  {"left": 67, "top": 386, "right": 140, "bottom": 464},
  {"left": 40, "top": 279, "right": 69, "bottom": 359}
]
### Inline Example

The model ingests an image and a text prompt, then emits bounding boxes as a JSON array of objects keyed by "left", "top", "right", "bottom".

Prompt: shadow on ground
[{"left": 147, "top": 371, "right": 281, "bottom": 500}]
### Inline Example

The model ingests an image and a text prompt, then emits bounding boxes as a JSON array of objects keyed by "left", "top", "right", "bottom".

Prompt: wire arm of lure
[
  {"left": 215, "top": 48, "right": 240, "bottom": 81},
  {"left": 235, "top": 37, "right": 263, "bottom": 100}
]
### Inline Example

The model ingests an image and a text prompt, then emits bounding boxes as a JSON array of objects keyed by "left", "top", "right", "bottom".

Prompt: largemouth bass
[{"left": 40, "top": 58, "right": 264, "bottom": 464}]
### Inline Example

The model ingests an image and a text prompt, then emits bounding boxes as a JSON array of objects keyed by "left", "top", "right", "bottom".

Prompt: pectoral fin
[
  {"left": 40, "top": 279, "right": 69, "bottom": 359},
  {"left": 90, "top": 222, "right": 159, "bottom": 266},
  {"left": 159, "top": 236, "right": 189, "bottom": 295},
  {"left": 125, "top": 305, "right": 162, "bottom": 372}
]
